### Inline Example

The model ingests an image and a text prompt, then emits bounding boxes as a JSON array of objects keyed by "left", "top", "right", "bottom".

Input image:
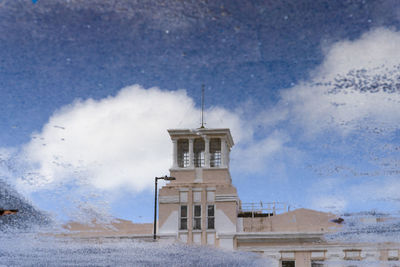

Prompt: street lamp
[{"left": 154, "top": 175, "right": 176, "bottom": 240}]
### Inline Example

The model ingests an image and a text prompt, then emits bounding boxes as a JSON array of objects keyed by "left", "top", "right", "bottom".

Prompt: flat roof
[{"left": 167, "top": 128, "right": 234, "bottom": 147}]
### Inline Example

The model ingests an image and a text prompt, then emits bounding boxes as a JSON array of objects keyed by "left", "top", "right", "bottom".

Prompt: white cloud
[
  {"left": 4, "top": 84, "right": 295, "bottom": 222},
  {"left": 310, "top": 195, "right": 347, "bottom": 214},
  {"left": 278, "top": 28, "right": 400, "bottom": 214},
  {"left": 231, "top": 130, "right": 290, "bottom": 174},
  {"left": 317, "top": 27, "right": 400, "bottom": 79},
  {"left": 18, "top": 85, "right": 249, "bottom": 193},
  {"left": 10, "top": 27, "right": 400, "bottom": 218},
  {"left": 278, "top": 28, "right": 400, "bottom": 136}
]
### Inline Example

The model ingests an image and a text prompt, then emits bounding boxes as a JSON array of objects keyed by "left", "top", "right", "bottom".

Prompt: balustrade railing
[{"left": 239, "top": 201, "right": 288, "bottom": 217}]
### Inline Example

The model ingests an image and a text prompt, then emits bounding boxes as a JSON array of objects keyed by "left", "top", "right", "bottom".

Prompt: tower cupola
[{"left": 168, "top": 128, "right": 234, "bottom": 170}]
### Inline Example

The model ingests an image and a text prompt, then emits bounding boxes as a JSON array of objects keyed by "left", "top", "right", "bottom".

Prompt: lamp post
[{"left": 154, "top": 175, "right": 176, "bottom": 240}]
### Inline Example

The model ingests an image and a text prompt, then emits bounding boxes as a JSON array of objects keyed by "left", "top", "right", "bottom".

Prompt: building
[
  {"left": 157, "top": 127, "right": 400, "bottom": 267},
  {"left": 158, "top": 128, "right": 237, "bottom": 249}
]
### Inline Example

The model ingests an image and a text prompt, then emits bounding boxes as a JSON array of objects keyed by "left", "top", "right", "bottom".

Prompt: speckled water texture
[{"left": 2, "top": 2, "right": 400, "bottom": 266}]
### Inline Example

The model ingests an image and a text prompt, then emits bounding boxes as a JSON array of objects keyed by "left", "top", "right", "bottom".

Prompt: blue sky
[{"left": 1, "top": 0, "right": 400, "bottom": 223}]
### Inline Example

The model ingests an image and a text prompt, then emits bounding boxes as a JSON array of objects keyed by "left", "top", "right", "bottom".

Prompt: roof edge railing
[{"left": 238, "top": 202, "right": 288, "bottom": 217}]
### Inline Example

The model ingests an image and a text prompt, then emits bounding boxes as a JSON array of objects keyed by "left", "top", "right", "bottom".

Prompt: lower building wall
[
  {"left": 158, "top": 203, "right": 179, "bottom": 233},
  {"left": 237, "top": 243, "right": 400, "bottom": 267},
  {"left": 219, "top": 236, "right": 235, "bottom": 250},
  {"left": 159, "top": 209, "right": 178, "bottom": 234},
  {"left": 207, "top": 232, "right": 216, "bottom": 245},
  {"left": 216, "top": 208, "right": 236, "bottom": 233},
  {"left": 193, "top": 232, "right": 202, "bottom": 244},
  {"left": 158, "top": 233, "right": 400, "bottom": 267}
]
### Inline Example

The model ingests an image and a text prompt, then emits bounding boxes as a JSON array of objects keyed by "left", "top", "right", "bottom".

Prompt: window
[
  {"left": 193, "top": 138, "right": 205, "bottom": 167},
  {"left": 281, "top": 261, "right": 295, "bottom": 267},
  {"left": 344, "top": 250, "right": 361, "bottom": 260},
  {"left": 178, "top": 139, "right": 189, "bottom": 168},
  {"left": 193, "top": 205, "right": 201, "bottom": 230},
  {"left": 311, "top": 261, "right": 324, "bottom": 267},
  {"left": 281, "top": 252, "right": 295, "bottom": 267},
  {"left": 207, "top": 205, "right": 215, "bottom": 229},
  {"left": 180, "top": 205, "right": 187, "bottom": 230},
  {"left": 388, "top": 249, "right": 399, "bottom": 261},
  {"left": 311, "top": 251, "right": 325, "bottom": 266},
  {"left": 210, "top": 138, "right": 221, "bottom": 167}
]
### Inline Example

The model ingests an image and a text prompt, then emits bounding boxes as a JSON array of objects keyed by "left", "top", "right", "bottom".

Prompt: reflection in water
[
  {"left": 327, "top": 212, "right": 400, "bottom": 243},
  {"left": 0, "top": 180, "right": 51, "bottom": 232},
  {"left": 0, "top": 233, "right": 268, "bottom": 266},
  {"left": 0, "top": 179, "right": 268, "bottom": 266}
]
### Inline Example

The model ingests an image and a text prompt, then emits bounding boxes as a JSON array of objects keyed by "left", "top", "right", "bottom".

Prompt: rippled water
[
  {"left": 0, "top": 180, "right": 268, "bottom": 267},
  {"left": 0, "top": 231, "right": 268, "bottom": 267}
]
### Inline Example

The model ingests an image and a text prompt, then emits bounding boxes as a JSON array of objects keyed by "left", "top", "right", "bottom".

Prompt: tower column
[
  {"left": 221, "top": 137, "right": 227, "bottom": 168},
  {"left": 189, "top": 138, "right": 194, "bottom": 168},
  {"left": 204, "top": 136, "right": 210, "bottom": 168},
  {"left": 172, "top": 139, "right": 178, "bottom": 168}
]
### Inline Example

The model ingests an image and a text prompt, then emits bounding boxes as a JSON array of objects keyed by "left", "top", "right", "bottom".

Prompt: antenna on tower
[{"left": 200, "top": 84, "right": 205, "bottom": 128}]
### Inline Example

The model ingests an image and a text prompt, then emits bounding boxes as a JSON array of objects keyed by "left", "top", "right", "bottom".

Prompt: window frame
[
  {"left": 210, "top": 138, "right": 221, "bottom": 167},
  {"left": 207, "top": 204, "right": 215, "bottom": 230},
  {"left": 179, "top": 205, "right": 188, "bottom": 230},
  {"left": 344, "top": 250, "right": 361, "bottom": 261},
  {"left": 388, "top": 249, "right": 399, "bottom": 261},
  {"left": 193, "top": 204, "right": 202, "bottom": 230},
  {"left": 281, "top": 260, "right": 295, "bottom": 267},
  {"left": 177, "top": 139, "right": 189, "bottom": 168},
  {"left": 311, "top": 261, "right": 324, "bottom": 267}
]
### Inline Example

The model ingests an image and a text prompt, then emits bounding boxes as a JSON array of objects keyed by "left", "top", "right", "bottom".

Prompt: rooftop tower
[{"left": 158, "top": 127, "right": 239, "bottom": 249}]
